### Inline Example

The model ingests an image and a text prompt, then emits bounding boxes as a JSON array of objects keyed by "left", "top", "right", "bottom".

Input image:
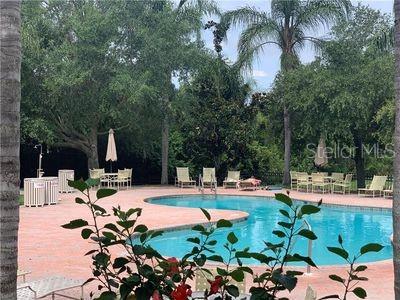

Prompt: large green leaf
[
  {"left": 297, "top": 229, "right": 317, "bottom": 240},
  {"left": 200, "top": 208, "right": 211, "bottom": 221},
  {"left": 275, "top": 193, "right": 293, "bottom": 207},
  {"left": 300, "top": 205, "right": 320, "bottom": 215},
  {"left": 352, "top": 287, "right": 367, "bottom": 299},
  {"left": 327, "top": 246, "right": 349, "bottom": 260},
  {"left": 329, "top": 274, "right": 345, "bottom": 284},
  {"left": 216, "top": 219, "right": 232, "bottom": 228},
  {"left": 97, "top": 188, "right": 117, "bottom": 199},
  {"left": 360, "top": 243, "right": 384, "bottom": 255},
  {"left": 68, "top": 180, "right": 88, "bottom": 192},
  {"left": 62, "top": 219, "right": 88, "bottom": 229},
  {"left": 227, "top": 232, "right": 238, "bottom": 244}
]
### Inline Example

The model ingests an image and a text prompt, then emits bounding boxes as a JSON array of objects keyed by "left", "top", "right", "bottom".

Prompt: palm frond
[
  {"left": 220, "top": 6, "right": 269, "bottom": 37},
  {"left": 236, "top": 19, "right": 281, "bottom": 71},
  {"left": 295, "top": 0, "right": 352, "bottom": 32}
]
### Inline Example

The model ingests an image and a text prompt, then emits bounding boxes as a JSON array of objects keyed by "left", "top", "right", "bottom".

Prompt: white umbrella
[
  {"left": 106, "top": 129, "right": 117, "bottom": 171},
  {"left": 314, "top": 137, "right": 328, "bottom": 167}
]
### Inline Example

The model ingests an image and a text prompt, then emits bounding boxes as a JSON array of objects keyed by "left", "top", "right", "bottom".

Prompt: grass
[{"left": 19, "top": 195, "right": 24, "bottom": 205}]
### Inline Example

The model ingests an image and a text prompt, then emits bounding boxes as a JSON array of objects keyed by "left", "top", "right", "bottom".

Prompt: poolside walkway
[{"left": 18, "top": 186, "right": 393, "bottom": 299}]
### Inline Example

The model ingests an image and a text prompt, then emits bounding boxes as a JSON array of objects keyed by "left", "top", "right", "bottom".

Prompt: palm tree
[
  {"left": 0, "top": 0, "right": 21, "bottom": 299},
  {"left": 393, "top": 0, "right": 400, "bottom": 298},
  {"left": 221, "top": 0, "right": 350, "bottom": 185}
]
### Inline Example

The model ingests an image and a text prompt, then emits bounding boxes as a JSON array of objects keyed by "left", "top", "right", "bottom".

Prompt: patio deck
[{"left": 18, "top": 186, "right": 394, "bottom": 299}]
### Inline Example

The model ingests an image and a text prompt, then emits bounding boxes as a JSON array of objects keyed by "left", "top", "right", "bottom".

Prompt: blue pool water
[{"left": 146, "top": 195, "right": 393, "bottom": 266}]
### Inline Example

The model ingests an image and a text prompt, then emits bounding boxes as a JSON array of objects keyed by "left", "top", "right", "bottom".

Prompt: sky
[{"left": 199, "top": 0, "right": 394, "bottom": 91}]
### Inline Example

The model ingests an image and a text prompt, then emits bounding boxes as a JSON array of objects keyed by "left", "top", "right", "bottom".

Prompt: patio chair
[
  {"left": 124, "top": 168, "right": 133, "bottom": 188},
  {"left": 202, "top": 167, "right": 217, "bottom": 188},
  {"left": 331, "top": 172, "right": 344, "bottom": 183},
  {"left": 358, "top": 175, "right": 387, "bottom": 197},
  {"left": 110, "top": 169, "right": 130, "bottom": 189},
  {"left": 383, "top": 183, "right": 393, "bottom": 198},
  {"left": 290, "top": 171, "right": 298, "bottom": 189},
  {"left": 192, "top": 269, "right": 248, "bottom": 300},
  {"left": 297, "top": 172, "right": 311, "bottom": 192},
  {"left": 17, "top": 275, "right": 84, "bottom": 300},
  {"left": 311, "top": 173, "right": 330, "bottom": 194},
  {"left": 332, "top": 174, "right": 353, "bottom": 194},
  {"left": 176, "top": 167, "right": 196, "bottom": 188},
  {"left": 223, "top": 171, "right": 241, "bottom": 189}
]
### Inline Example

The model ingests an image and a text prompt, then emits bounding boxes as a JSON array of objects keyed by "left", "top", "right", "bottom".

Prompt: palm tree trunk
[
  {"left": 0, "top": 1, "right": 21, "bottom": 299},
  {"left": 283, "top": 105, "right": 291, "bottom": 186},
  {"left": 393, "top": 1, "right": 400, "bottom": 298},
  {"left": 161, "top": 113, "right": 169, "bottom": 184}
]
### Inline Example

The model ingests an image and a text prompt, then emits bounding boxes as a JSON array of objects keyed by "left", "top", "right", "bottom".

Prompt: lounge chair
[
  {"left": 176, "top": 167, "right": 196, "bottom": 188},
  {"left": 358, "top": 175, "right": 387, "bottom": 197},
  {"left": 311, "top": 173, "right": 330, "bottom": 194},
  {"left": 202, "top": 167, "right": 217, "bottom": 188},
  {"left": 17, "top": 275, "right": 84, "bottom": 300},
  {"left": 332, "top": 174, "right": 353, "bottom": 194},
  {"left": 297, "top": 172, "right": 311, "bottom": 192},
  {"left": 383, "top": 183, "right": 393, "bottom": 198},
  {"left": 290, "top": 171, "right": 298, "bottom": 189},
  {"left": 223, "top": 171, "right": 241, "bottom": 188},
  {"left": 239, "top": 177, "right": 261, "bottom": 191}
]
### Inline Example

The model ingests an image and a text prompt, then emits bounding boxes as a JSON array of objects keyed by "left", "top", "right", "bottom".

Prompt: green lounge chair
[
  {"left": 297, "top": 172, "right": 311, "bottom": 192},
  {"left": 311, "top": 173, "right": 330, "bottom": 194},
  {"left": 176, "top": 167, "right": 196, "bottom": 188},
  {"left": 223, "top": 171, "right": 240, "bottom": 188},
  {"left": 358, "top": 175, "right": 387, "bottom": 197},
  {"left": 202, "top": 167, "right": 217, "bottom": 188},
  {"left": 332, "top": 174, "right": 353, "bottom": 194}
]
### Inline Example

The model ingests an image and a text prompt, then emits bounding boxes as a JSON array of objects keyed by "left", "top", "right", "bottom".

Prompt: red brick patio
[{"left": 18, "top": 186, "right": 394, "bottom": 299}]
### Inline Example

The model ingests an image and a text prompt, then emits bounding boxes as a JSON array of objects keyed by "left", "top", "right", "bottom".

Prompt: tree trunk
[
  {"left": 353, "top": 133, "right": 365, "bottom": 188},
  {"left": 393, "top": 1, "right": 400, "bottom": 298},
  {"left": 87, "top": 130, "right": 99, "bottom": 170},
  {"left": 282, "top": 105, "right": 291, "bottom": 186},
  {"left": 0, "top": 1, "right": 21, "bottom": 299},
  {"left": 161, "top": 114, "right": 169, "bottom": 185}
]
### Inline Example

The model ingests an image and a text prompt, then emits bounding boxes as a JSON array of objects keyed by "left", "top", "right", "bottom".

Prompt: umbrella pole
[{"left": 110, "top": 161, "right": 112, "bottom": 173}]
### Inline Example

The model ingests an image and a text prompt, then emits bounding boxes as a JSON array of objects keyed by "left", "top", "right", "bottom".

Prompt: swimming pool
[{"left": 146, "top": 195, "right": 393, "bottom": 266}]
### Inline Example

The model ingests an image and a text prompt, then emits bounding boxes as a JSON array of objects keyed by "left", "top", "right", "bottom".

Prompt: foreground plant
[
  {"left": 63, "top": 181, "right": 379, "bottom": 300},
  {"left": 320, "top": 235, "right": 384, "bottom": 300},
  {"left": 238, "top": 192, "right": 320, "bottom": 299}
]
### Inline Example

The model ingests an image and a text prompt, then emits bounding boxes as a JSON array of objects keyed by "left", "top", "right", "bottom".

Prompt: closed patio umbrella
[
  {"left": 106, "top": 129, "right": 117, "bottom": 171},
  {"left": 314, "top": 137, "right": 328, "bottom": 167}
]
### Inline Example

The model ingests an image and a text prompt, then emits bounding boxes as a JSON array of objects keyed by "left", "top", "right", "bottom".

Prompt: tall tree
[
  {"left": 0, "top": 0, "right": 21, "bottom": 299},
  {"left": 221, "top": 0, "right": 350, "bottom": 185},
  {"left": 393, "top": 0, "right": 400, "bottom": 298},
  {"left": 21, "top": 0, "right": 133, "bottom": 169}
]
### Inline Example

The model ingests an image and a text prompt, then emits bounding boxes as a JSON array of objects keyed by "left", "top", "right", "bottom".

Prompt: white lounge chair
[
  {"left": 223, "top": 171, "right": 240, "bottom": 188},
  {"left": 358, "top": 175, "right": 387, "bottom": 197},
  {"left": 202, "top": 167, "right": 217, "bottom": 188},
  {"left": 17, "top": 275, "right": 84, "bottom": 300},
  {"left": 332, "top": 174, "right": 353, "bottom": 194},
  {"left": 176, "top": 167, "right": 196, "bottom": 188}
]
